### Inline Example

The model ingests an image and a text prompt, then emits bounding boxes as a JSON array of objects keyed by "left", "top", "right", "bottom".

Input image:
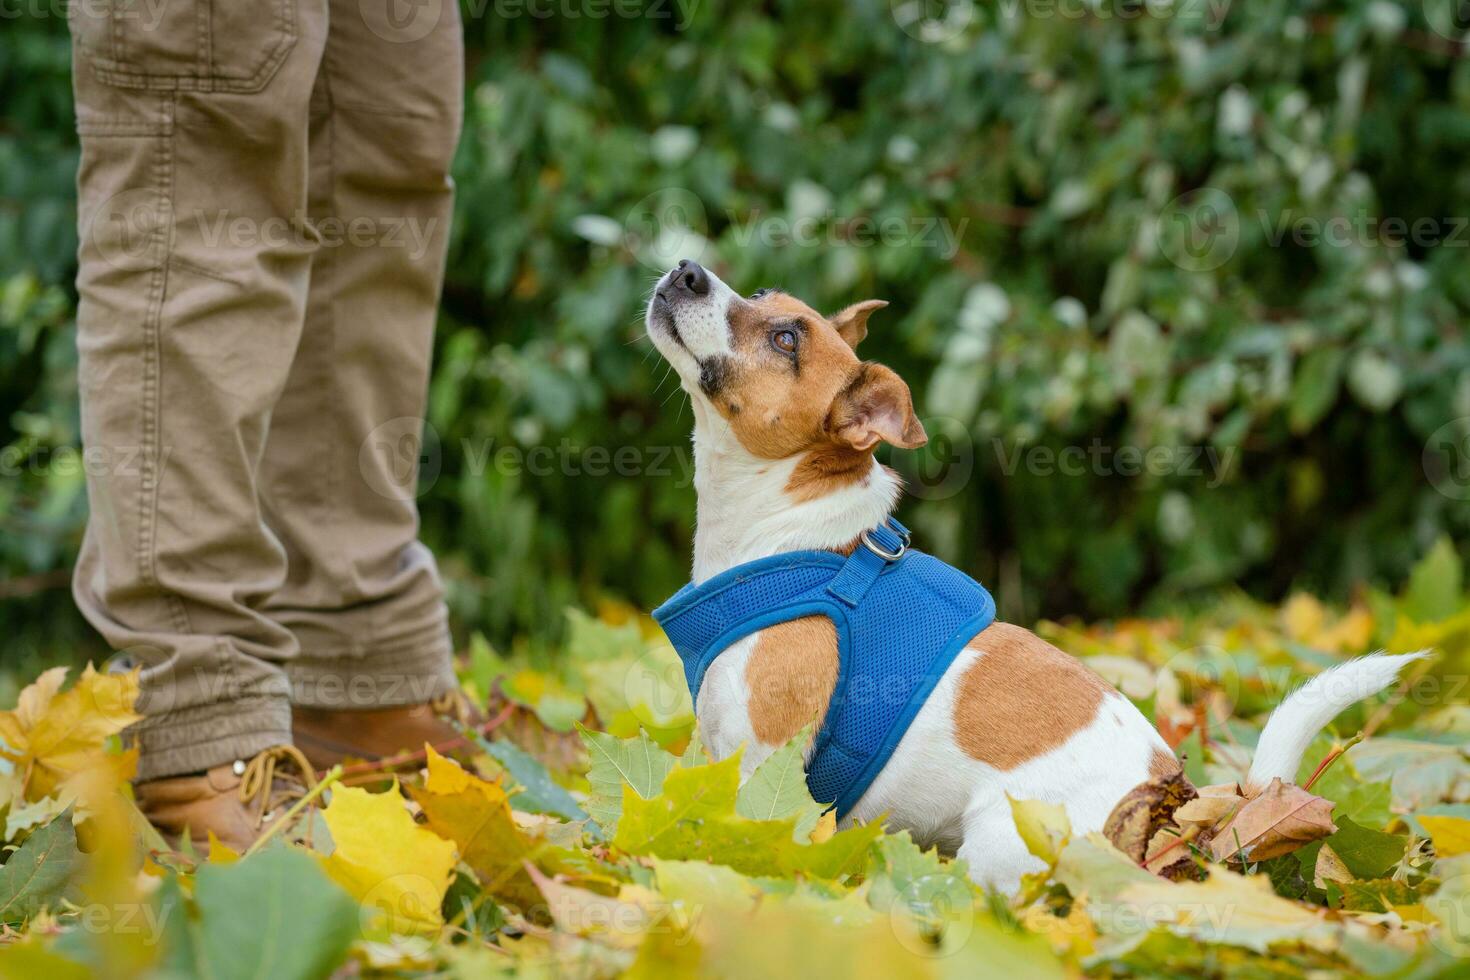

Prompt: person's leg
[
  {"left": 258, "top": 0, "right": 463, "bottom": 722},
  {"left": 69, "top": 0, "right": 328, "bottom": 781}
]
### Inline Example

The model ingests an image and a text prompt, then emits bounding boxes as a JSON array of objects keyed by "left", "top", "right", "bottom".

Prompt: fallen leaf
[
  {"left": 612, "top": 754, "right": 879, "bottom": 880},
  {"left": 578, "top": 724, "right": 676, "bottom": 833},
  {"left": 1352, "top": 738, "right": 1470, "bottom": 810},
  {"left": 1009, "top": 796, "right": 1071, "bottom": 865},
  {"left": 1112, "top": 867, "right": 1343, "bottom": 953},
  {"left": 1103, "top": 767, "right": 1200, "bottom": 876},
  {"left": 0, "top": 665, "right": 141, "bottom": 801},
  {"left": 1210, "top": 778, "right": 1336, "bottom": 863},
  {"left": 318, "top": 782, "right": 457, "bottom": 936},
  {"left": 0, "top": 816, "right": 84, "bottom": 925},
  {"left": 1420, "top": 814, "right": 1470, "bottom": 857},
  {"left": 477, "top": 735, "right": 587, "bottom": 821},
  {"left": 736, "top": 728, "right": 824, "bottom": 842},
  {"left": 1313, "top": 844, "right": 1354, "bottom": 890},
  {"left": 525, "top": 863, "right": 654, "bottom": 949},
  {"left": 192, "top": 844, "right": 359, "bottom": 980},
  {"left": 411, "top": 746, "right": 540, "bottom": 909}
]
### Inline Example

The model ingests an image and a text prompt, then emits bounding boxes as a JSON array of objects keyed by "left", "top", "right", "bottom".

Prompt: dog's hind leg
[{"left": 954, "top": 794, "right": 1046, "bottom": 897}]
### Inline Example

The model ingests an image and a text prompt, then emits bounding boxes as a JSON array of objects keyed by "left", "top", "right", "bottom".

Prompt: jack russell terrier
[{"left": 644, "top": 258, "right": 1422, "bottom": 894}]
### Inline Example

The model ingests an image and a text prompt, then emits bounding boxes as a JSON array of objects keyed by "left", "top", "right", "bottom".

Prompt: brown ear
[
  {"left": 829, "top": 299, "right": 888, "bottom": 350},
  {"left": 828, "top": 363, "right": 927, "bottom": 452}
]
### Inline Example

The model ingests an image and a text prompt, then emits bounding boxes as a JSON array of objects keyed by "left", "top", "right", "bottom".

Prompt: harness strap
[{"left": 826, "top": 519, "right": 909, "bottom": 607}]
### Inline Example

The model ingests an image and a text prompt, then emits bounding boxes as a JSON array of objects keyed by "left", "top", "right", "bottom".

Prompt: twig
[
  {"left": 1141, "top": 823, "right": 1204, "bottom": 869},
  {"left": 1303, "top": 732, "right": 1364, "bottom": 792}
]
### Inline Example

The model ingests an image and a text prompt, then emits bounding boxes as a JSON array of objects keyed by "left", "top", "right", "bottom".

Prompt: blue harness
[{"left": 652, "top": 519, "right": 995, "bottom": 818}]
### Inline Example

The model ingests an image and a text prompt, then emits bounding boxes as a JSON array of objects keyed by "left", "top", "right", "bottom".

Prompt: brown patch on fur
[
  {"left": 953, "top": 622, "right": 1107, "bottom": 769},
  {"left": 746, "top": 616, "right": 840, "bottom": 745},
  {"left": 784, "top": 444, "right": 875, "bottom": 501},
  {"left": 1149, "top": 747, "right": 1182, "bottom": 780}
]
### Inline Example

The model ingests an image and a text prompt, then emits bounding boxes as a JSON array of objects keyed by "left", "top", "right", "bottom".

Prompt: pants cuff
[
  {"left": 285, "top": 624, "right": 457, "bottom": 710},
  {"left": 130, "top": 697, "right": 293, "bottom": 781}
]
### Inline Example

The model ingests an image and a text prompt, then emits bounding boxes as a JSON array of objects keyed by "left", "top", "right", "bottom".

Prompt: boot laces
[
  {"left": 238, "top": 744, "right": 317, "bottom": 826},
  {"left": 430, "top": 689, "right": 476, "bottom": 726}
]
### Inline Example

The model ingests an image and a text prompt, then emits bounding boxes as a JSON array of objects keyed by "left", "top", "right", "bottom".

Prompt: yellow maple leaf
[
  {"left": 0, "top": 664, "right": 141, "bottom": 801},
  {"left": 1420, "top": 815, "right": 1470, "bottom": 858},
  {"left": 318, "top": 782, "right": 457, "bottom": 937},
  {"left": 414, "top": 746, "right": 539, "bottom": 909}
]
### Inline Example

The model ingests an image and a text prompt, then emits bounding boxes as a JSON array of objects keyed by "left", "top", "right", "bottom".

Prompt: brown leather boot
[
  {"left": 135, "top": 745, "right": 317, "bottom": 852},
  {"left": 291, "top": 693, "right": 482, "bottom": 772}
]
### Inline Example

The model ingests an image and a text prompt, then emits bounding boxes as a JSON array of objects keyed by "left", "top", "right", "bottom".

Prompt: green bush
[{"left": 2, "top": 1, "right": 1468, "bottom": 653}]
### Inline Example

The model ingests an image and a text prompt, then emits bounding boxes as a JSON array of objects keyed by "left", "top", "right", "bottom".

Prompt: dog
[{"left": 644, "top": 258, "right": 1424, "bottom": 893}]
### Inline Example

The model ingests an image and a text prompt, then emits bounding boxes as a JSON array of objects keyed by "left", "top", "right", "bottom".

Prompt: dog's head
[{"left": 645, "top": 260, "right": 927, "bottom": 463}]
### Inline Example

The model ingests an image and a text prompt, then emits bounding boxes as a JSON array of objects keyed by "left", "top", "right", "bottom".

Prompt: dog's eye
[{"left": 771, "top": 329, "right": 798, "bottom": 354}]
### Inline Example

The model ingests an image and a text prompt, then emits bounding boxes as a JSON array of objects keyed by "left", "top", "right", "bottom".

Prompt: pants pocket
[{"left": 69, "top": 0, "right": 297, "bottom": 93}]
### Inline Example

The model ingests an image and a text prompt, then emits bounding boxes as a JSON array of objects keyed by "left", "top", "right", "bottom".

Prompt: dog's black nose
[{"left": 672, "top": 259, "right": 710, "bottom": 297}]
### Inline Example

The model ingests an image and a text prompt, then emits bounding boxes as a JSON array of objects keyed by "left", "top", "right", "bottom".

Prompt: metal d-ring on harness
[
  {"left": 859, "top": 522, "right": 910, "bottom": 561},
  {"left": 653, "top": 517, "right": 995, "bottom": 819}
]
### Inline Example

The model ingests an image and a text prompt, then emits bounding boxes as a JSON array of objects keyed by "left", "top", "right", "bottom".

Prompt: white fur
[
  {"left": 646, "top": 265, "right": 1423, "bottom": 895},
  {"left": 1245, "top": 651, "right": 1428, "bottom": 791}
]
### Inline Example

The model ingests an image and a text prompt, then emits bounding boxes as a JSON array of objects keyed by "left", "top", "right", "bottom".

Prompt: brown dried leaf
[
  {"left": 1142, "top": 825, "right": 1206, "bottom": 880},
  {"left": 1103, "top": 768, "right": 1198, "bottom": 864},
  {"left": 1209, "top": 777, "right": 1337, "bottom": 863},
  {"left": 1173, "top": 782, "right": 1244, "bottom": 833}
]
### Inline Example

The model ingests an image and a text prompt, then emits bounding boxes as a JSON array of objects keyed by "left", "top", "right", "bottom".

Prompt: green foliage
[
  {"left": 187, "top": 846, "right": 360, "bottom": 980},
  {"left": 734, "top": 727, "right": 825, "bottom": 840},
  {"left": 0, "top": 568, "right": 1469, "bottom": 975},
  {"left": 2, "top": 4, "right": 1469, "bottom": 656},
  {"left": 578, "top": 723, "right": 677, "bottom": 832},
  {"left": 476, "top": 731, "right": 588, "bottom": 821},
  {"left": 0, "top": 814, "right": 82, "bottom": 925}
]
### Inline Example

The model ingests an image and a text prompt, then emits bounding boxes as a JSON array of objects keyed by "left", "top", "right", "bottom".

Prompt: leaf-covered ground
[{"left": 1, "top": 541, "right": 1468, "bottom": 978}]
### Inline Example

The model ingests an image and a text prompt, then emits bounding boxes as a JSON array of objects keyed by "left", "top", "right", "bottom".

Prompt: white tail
[{"left": 1245, "top": 651, "right": 1429, "bottom": 792}]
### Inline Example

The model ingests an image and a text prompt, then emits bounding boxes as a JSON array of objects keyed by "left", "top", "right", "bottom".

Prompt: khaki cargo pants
[{"left": 68, "top": 0, "right": 463, "bottom": 780}]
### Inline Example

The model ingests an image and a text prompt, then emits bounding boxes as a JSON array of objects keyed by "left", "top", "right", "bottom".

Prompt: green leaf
[
  {"left": 1401, "top": 536, "right": 1463, "bottom": 625},
  {"left": 3, "top": 796, "right": 68, "bottom": 842},
  {"left": 1288, "top": 348, "right": 1345, "bottom": 434},
  {"left": 1350, "top": 738, "right": 1470, "bottom": 811},
  {"left": 478, "top": 735, "right": 587, "bottom": 822},
  {"left": 652, "top": 858, "right": 762, "bottom": 909},
  {"left": 1177, "top": 728, "right": 1208, "bottom": 786},
  {"left": 614, "top": 755, "right": 879, "bottom": 880},
  {"left": 0, "top": 816, "right": 83, "bottom": 925},
  {"left": 565, "top": 607, "right": 644, "bottom": 661},
  {"left": 791, "top": 823, "right": 886, "bottom": 880},
  {"left": 613, "top": 753, "right": 741, "bottom": 854},
  {"left": 1295, "top": 743, "right": 1391, "bottom": 827},
  {"left": 191, "top": 844, "right": 358, "bottom": 980},
  {"left": 735, "top": 729, "right": 824, "bottom": 841},
  {"left": 578, "top": 725, "right": 678, "bottom": 833},
  {"left": 865, "top": 830, "right": 970, "bottom": 925},
  {"left": 1428, "top": 854, "right": 1470, "bottom": 953},
  {"left": 1319, "top": 817, "right": 1407, "bottom": 879}
]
